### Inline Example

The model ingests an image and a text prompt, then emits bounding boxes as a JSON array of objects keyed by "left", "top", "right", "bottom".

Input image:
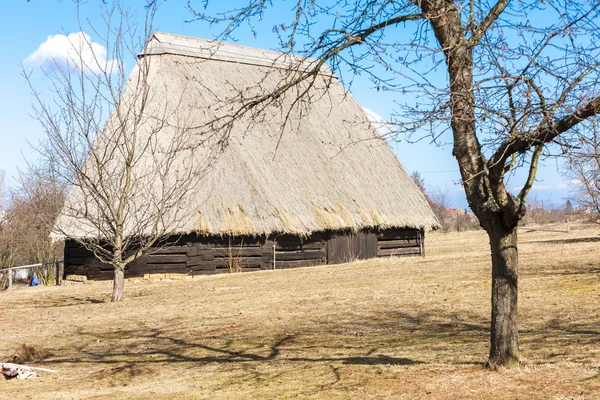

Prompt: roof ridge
[
  {"left": 141, "top": 32, "right": 334, "bottom": 76},
  {"left": 152, "top": 32, "right": 286, "bottom": 57}
]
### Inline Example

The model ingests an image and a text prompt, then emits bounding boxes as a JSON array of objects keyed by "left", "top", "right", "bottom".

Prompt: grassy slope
[{"left": 1, "top": 224, "right": 599, "bottom": 399}]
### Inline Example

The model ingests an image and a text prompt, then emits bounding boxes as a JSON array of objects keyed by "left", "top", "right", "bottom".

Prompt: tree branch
[
  {"left": 490, "top": 94, "right": 600, "bottom": 172},
  {"left": 468, "top": 0, "right": 509, "bottom": 46}
]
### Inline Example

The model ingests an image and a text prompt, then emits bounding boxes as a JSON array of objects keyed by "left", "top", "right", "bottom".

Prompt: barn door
[{"left": 326, "top": 230, "right": 377, "bottom": 264}]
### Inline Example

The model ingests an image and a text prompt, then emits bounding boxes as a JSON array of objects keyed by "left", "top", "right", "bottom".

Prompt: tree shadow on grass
[
  {"left": 9, "top": 295, "right": 109, "bottom": 309},
  {"left": 18, "top": 303, "right": 598, "bottom": 397},
  {"left": 522, "top": 236, "right": 600, "bottom": 245},
  {"left": 342, "top": 355, "right": 422, "bottom": 365},
  {"left": 42, "top": 326, "right": 428, "bottom": 393},
  {"left": 541, "top": 319, "right": 600, "bottom": 345},
  {"left": 44, "top": 327, "right": 426, "bottom": 367},
  {"left": 38, "top": 308, "right": 490, "bottom": 371},
  {"left": 27, "top": 303, "right": 599, "bottom": 384}
]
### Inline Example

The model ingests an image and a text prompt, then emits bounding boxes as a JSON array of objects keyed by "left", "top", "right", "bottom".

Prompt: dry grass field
[{"left": 1, "top": 224, "right": 599, "bottom": 399}]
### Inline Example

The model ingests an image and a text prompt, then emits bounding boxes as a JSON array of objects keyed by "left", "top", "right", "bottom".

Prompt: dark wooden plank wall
[
  {"left": 327, "top": 231, "right": 378, "bottom": 264},
  {"left": 64, "top": 228, "right": 423, "bottom": 280},
  {"left": 376, "top": 228, "right": 422, "bottom": 257},
  {"left": 187, "top": 235, "right": 267, "bottom": 275},
  {"left": 268, "top": 233, "right": 327, "bottom": 270},
  {"left": 64, "top": 241, "right": 114, "bottom": 280},
  {"left": 64, "top": 232, "right": 328, "bottom": 280}
]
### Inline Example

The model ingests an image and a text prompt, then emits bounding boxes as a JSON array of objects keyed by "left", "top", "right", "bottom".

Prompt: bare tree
[
  {"left": 189, "top": 0, "right": 600, "bottom": 366},
  {"left": 410, "top": 171, "right": 450, "bottom": 229},
  {"left": 410, "top": 171, "right": 429, "bottom": 201},
  {"left": 565, "top": 119, "right": 600, "bottom": 215},
  {"left": 26, "top": 0, "right": 213, "bottom": 301},
  {"left": 0, "top": 163, "right": 65, "bottom": 275},
  {"left": 428, "top": 185, "right": 451, "bottom": 231}
]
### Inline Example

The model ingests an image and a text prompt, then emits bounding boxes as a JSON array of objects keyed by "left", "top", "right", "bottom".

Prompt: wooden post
[
  {"left": 55, "top": 261, "right": 60, "bottom": 286},
  {"left": 273, "top": 240, "right": 277, "bottom": 270},
  {"left": 456, "top": 211, "right": 460, "bottom": 232},
  {"left": 8, "top": 268, "right": 12, "bottom": 290}
]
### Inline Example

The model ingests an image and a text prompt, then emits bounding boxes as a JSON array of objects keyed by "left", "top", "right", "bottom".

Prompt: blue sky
[{"left": 0, "top": 1, "right": 572, "bottom": 209}]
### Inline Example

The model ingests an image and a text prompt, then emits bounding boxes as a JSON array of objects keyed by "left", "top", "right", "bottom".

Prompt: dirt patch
[{"left": 7, "top": 344, "right": 52, "bottom": 364}]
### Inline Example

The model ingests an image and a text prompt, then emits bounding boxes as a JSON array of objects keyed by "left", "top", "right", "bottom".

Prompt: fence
[{"left": 0, "top": 260, "right": 64, "bottom": 291}]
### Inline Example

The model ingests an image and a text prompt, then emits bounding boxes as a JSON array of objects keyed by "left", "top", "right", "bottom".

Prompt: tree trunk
[
  {"left": 112, "top": 264, "right": 125, "bottom": 302},
  {"left": 487, "top": 224, "right": 520, "bottom": 368}
]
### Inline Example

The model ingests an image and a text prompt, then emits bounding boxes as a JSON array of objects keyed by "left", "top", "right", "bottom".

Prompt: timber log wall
[{"left": 64, "top": 228, "right": 424, "bottom": 280}]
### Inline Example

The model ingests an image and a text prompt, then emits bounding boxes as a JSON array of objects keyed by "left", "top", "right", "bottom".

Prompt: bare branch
[{"left": 468, "top": 0, "right": 509, "bottom": 46}]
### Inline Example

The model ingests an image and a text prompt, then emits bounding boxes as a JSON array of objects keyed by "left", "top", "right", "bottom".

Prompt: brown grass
[{"left": 1, "top": 224, "right": 599, "bottom": 399}]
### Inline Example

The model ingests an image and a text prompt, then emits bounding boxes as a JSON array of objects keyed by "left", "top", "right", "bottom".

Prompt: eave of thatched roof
[{"left": 54, "top": 32, "right": 439, "bottom": 240}]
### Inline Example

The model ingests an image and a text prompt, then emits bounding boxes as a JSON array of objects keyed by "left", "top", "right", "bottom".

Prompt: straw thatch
[{"left": 55, "top": 32, "right": 439, "bottom": 239}]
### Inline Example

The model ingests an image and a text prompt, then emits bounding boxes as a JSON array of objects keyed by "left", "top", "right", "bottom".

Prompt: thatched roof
[{"left": 56, "top": 32, "right": 439, "bottom": 239}]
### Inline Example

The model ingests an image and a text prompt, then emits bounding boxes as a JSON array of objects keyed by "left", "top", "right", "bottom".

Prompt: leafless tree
[
  {"left": 189, "top": 0, "right": 600, "bottom": 366},
  {"left": 429, "top": 185, "right": 451, "bottom": 231},
  {"left": 410, "top": 171, "right": 451, "bottom": 229},
  {"left": 26, "top": 0, "right": 213, "bottom": 301},
  {"left": 0, "top": 164, "right": 65, "bottom": 270},
  {"left": 565, "top": 119, "right": 600, "bottom": 215},
  {"left": 410, "top": 171, "right": 429, "bottom": 201}
]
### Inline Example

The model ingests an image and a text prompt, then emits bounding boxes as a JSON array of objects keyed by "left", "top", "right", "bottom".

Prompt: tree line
[
  {"left": 411, "top": 171, "right": 600, "bottom": 231},
  {"left": 0, "top": 164, "right": 65, "bottom": 286}
]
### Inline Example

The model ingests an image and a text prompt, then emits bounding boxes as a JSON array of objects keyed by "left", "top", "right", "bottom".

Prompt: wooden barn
[{"left": 57, "top": 33, "right": 439, "bottom": 281}]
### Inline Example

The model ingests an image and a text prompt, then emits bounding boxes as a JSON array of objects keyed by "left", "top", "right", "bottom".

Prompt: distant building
[{"left": 444, "top": 207, "right": 478, "bottom": 222}]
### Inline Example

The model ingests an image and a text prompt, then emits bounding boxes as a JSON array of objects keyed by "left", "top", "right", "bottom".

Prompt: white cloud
[
  {"left": 532, "top": 184, "right": 552, "bottom": 190},
  {"left": 25, "top": 32, "right": 118, "bottom": 74},
  {"left": 363, "top": 107, "right": 394, "bottom": 137},
  {"left": 510, "top": 184, "right": 552, "bottom": 192}
]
